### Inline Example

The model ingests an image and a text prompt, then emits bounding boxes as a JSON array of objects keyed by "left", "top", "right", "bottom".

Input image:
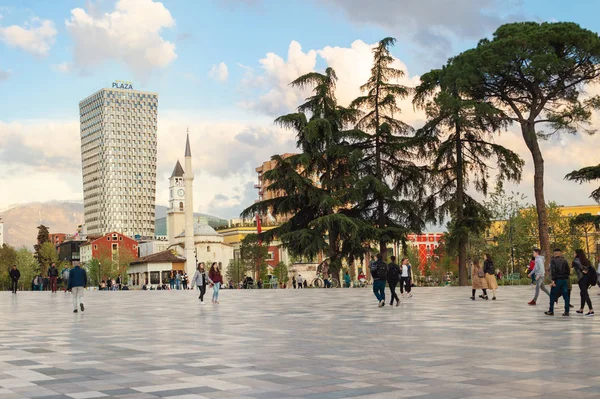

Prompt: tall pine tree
[
  {"left": 414, "top": 65, "right": 524, "bottom": 285},
  {"left": 242, "top": 68, "right": 368, "bottom": 279},
  {"left": 351, "top": 37, "right": 426, "bottom": 259}
]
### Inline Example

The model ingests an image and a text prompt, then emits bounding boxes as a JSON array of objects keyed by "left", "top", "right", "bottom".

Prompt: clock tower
[{"left": 167, "top": 160, "right": 186, "bottom": 244}]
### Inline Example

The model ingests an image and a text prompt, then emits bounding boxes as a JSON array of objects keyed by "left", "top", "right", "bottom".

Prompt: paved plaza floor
[{"left": 1, "top": 286, "right": 600, "bottom": 399}]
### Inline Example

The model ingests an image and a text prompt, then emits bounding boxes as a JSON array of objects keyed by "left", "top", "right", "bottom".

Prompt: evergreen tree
[
  {"left": 34, "top": 225, "right": 50, "bottom": 265},
  {"left": 566, "top": 164, "right": 600, "bottom": 202},
  {"left": 452, "top": 22, "right": 600, "bottom": 264},
  {"left": 350, "top": 37, "right": 426, "bottom": 259},
  {"left": 414, "top": 64, "right": 524, "bottom": 285},
  {"left": 242, "top": 68, "right": 368, "bottom": 280},
  {"left": 239, "top": 234, "right": 268, "bottom": 282}
]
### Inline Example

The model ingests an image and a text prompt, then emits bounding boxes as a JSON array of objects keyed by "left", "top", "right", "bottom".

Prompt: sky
[{"left": 1, "top": 0, "right": 600, "bottom": 220}]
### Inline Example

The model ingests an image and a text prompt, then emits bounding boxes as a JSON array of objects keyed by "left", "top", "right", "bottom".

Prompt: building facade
[
  {"left": 58, "top": 240, "right": 86, "bottom": 266},
  {"left": 79, "top": 84, "right": 158, "bottom": 238},
  {"left": 254, "top": 153, "right": 297, "bottom": 224},
  {"left": 128, "top": 250, "right": 186, "bottom": 287},
  {"left": 79, "top": 232, "right": 139, "bottom": 265}
]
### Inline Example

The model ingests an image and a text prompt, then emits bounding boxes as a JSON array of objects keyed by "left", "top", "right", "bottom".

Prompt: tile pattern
[{"left": 1, "top": 286, "right": 600, "bottom": 398}]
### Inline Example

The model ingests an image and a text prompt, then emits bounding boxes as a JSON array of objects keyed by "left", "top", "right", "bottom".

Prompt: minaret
[{"left": 183, "top": 130, "right": 196, "bottom": 275}]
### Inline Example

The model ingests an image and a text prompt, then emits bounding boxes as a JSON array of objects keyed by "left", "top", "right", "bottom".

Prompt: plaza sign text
[{"left": 112, "top": 80, "right": 133, "bottom": 90}]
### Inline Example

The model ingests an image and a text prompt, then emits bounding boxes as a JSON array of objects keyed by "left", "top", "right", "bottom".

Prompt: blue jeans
[
  {"left": 176, "top": 280, "right": 181, "bottom": 290},
  {"left": 169, "top": 279, "right": 174, "bottom": 289},
  {"left": 213, "top": 282, "right": 221, "bottom": 301},
  {"left": 373, "top": 280, "right": 386, "bottom": 302},
  {"left": 550, "top": 279, "right": 570, "bottom": 313}
]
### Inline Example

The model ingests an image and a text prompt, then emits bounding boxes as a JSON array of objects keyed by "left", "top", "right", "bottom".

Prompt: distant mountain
[{"left": 0, "top": 202, "right": 228, "bottom": 249}]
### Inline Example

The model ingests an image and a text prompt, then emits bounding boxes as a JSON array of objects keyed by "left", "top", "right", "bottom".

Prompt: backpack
[
  {"left": 371, "top": 261, "right": 388, "bottom": 280},
  {"left": 387, "top": 264, "right": 400, "bottom": 281},
  {"left": 588, "top": 266, "right": 598, "bottom": 287}
]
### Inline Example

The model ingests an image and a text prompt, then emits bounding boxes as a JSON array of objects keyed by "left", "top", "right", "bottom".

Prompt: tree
[
  {"left": 241, "top": 68, "right": 368, "bottom": 281},
  {"left": 566, "top": 164, "right": 600, "bottom": 202},
  {"left": 351, "top": 37, "right": 426, "bottom": 259},
  {"left": 272, "top": 262, "right": 289, "bottom": 284},
  {"left": 37, "top": 241, "right": 58, "bottom": 275},
  {"left": 570, "top": 213, "right": 600, "bottom": 259},
  {"left": 226, "top": 258, "right": 248, "bottom": 285},
  {"left": 239, "top": 234, "right": 268, "bottom": 281},
  {"left": 0, "top": 244, "right": 17, "bottom": 290},
  {"left": 414, "top": 62, "right": 524, "bottom": 285},
  {"left": 15, "top": 247, "right": 37, "bottom": 291},
  {"left": 34, "top": 225, "right": 50, "bottom": 264},
  {"left": 453, "top": 22, "right": 600, "bottom": 264}
]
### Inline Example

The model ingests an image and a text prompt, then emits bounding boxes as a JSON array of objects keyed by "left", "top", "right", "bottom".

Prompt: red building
[
  {"left": 80, "top": 232, "right": 139, "bottom": 264},
  {"left": 406, "top": 233, "right": 444, "bottom": 271},
  {"left": 48, "top": 233, "right": 68, "bottom": 249}
]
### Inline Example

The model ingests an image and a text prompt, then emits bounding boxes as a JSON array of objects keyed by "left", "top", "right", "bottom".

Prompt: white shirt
[{"left": 401, "top": 265, "right": 409, "bottom": 278}]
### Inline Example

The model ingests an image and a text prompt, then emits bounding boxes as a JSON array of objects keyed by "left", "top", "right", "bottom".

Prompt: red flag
[{"left": 256, "top": 214, "right": 262, "bottom": 245}]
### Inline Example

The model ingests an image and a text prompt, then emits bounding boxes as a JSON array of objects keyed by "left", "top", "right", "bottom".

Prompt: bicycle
[{"left": 311, "top": 273, "right": 339, "bottom": 288}]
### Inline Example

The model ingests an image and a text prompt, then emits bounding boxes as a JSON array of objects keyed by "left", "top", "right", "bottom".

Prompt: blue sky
[{"left": 1, "top": 0, "right": 600, "bottom": 220}]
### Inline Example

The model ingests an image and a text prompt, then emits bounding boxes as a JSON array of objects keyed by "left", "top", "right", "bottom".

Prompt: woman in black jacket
[
  {"left": 483, "top": 254, "right": 498, "bottom": 300},
  {"left": 573, "top": 249, "right": 594, "bottom": 316}
]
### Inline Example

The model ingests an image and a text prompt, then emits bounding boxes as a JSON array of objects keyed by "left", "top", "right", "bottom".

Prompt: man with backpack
[
  {"left": 387, "top": 256, "right": 400, "bottom": 307},
  {"left": 545, "top": 248, "right": 571, "bottom": 317},
  {"left": 370, "top": 253, "right": 388, "bottom": 307}
]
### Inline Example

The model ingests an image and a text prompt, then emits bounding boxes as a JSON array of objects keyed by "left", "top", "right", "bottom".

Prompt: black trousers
[
  {"left": 388, "top": 280, "right": 400, "bottom": 303},
  {"left": 579, "top": 275, "right": 592, "bottom": 310},
  {"left": 472, "top": 289, "right": 487, "bottom": 297},
  {"left": 11, "top": 280, "right": 18, "bottom": 293},
  {"left": 400, "top": 277, "right": 411, "bottom": 293},
  {"left": 198, "top": 285, "right": 206, "bottom": 301}
]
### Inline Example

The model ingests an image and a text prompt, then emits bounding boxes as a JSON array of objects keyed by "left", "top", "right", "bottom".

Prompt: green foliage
[
  {"left": 15, "top": 247, "right": 37, "bottom": 291},
  {"left": 240, "top": 234, "right": 268, "bottom": 280},
  {"left": 37, "top": 241, "right": 58, "bottom": 275},
  {"left": 566, "top": 164, "right": 600, "bottom": 202},
  {"left": 569, "top": 213, "right": 600, "bottom": 258},
  {"left": 452, "top": 21, "right": 600, "bottom": 263},
  {"left": 33, "top": 225, "right": 50, "bottom": 265},
  {"left": 226, "top": 258, "right": 248, "bottom": 285},
  {"left": 351, "top": 37, "right": 426, "bottom": 256},
  {"left": 272, "top": 261, "right": 289, "bottom": 283},
  {"left": 0, "top": 244, "right": 17, "bottom": 290},
  {"left": 241, "top": 67, "right": 369, "bottom": 279}
]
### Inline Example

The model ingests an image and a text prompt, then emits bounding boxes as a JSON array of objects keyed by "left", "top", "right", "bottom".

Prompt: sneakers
[
  {"left": 396, "top": 299, "right": 400, "bottom": 307},
  {"left": 544, "top": 311, "right": 554, "bottom": 316},
  {"left": 73, "top": 309, "right": 78, "bottom": 313},
  {"left": 586, "top": 311, "right": 594, "bottom": 317},
  {"left": 408, "top": 293, "right": 413, "bottom": 298},
  {"left": 576, "top": 310, "right": 584, "bottom": 314},
  {"left": 562, "top": 312, "right": 569, "bottom": 317},
  {"left": 470, "top": 297, "right": 475, "bottom": 301},
  {"left": 528, "top": 300, "right": 536, "bottom": 305},
  {"left": 80, "top": 303, "right": 84, "bottom": 312},
  {"left": 378, "top": 300, "right": 384, "bottom": 308},
  {"left": 492, "top": 297, "right": 496, "bottom": 300}
]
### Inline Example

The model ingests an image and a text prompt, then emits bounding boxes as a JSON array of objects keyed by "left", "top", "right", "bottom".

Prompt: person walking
[
  {"left": 192, "top": 263, "right": 213, "bottom": 305},
  {"left": 528, "top": 248, "right": 549, "bottom": 305},
  {"left": 209, "top": 262, "right": 222, "bottom": 304},
  {"left": 400, "top": 258, "right": 412, "bottom": 298},
  {"left": 116, "top": 275, "right": 122, "bottom": 290},
  {"left": 48, "top": 263, "right": 59, "bottom": 293},
  {"left": 545, "top": 248, "right": 571, "bottom": 317},
  {"left": 370, "top": 254, "right": 388, "bottom": 307},
  {"left": 9, "top": 265, "right": 20, "bottom": 294},
  {"left": 68, "top": 264, "right": 87, "bottom": 313},
  {"left": 344, "top": 271, "right": 351, "bottom": 288},
  {"left": 322, "top": 262, "right": 331, "bottom": 288},
  {"left": 297, "top": 274, "right": 303, "bottom": 289},
  {"left": 292, "top": 275, "right": 297, "bottom": 289},
  {"left": 573, "top": 249, "right": 595, "bottom": 316},
  {"left": 61, "top": 265, "right": 70, "bottom": 292},
  {"left": 387, "top": 256, "right": 400, "bottom": 307},
  {"left": 470, "top": 260, "right": 488, "bottom": 300},
  {"left": 528, "top": 257, "right": 536, "bottom": 285},
  {"left": 483, "top": 254, "right": 498, "bottom": 300},
  {"left": 182, "top": 272, "right": 189, "bottom": 290}
]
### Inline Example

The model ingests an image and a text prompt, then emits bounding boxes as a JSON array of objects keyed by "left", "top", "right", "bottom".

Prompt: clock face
[{"left": 177, "top": 189, "right": 185, "bottom": 197}]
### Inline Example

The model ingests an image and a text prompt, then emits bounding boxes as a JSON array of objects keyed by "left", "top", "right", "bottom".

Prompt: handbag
[{"left": 477, "top": 270, "right": 485, "bottom": 278}]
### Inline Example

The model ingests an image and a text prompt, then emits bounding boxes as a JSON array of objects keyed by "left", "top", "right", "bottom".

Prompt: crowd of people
[{"left": 369, "top": 254, "right": 414, "bottom": 307}]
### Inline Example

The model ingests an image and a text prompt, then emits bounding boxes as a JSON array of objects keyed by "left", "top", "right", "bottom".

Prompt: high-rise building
[{"left": 79, "top": 83, "right": 158, "bottom": 239}]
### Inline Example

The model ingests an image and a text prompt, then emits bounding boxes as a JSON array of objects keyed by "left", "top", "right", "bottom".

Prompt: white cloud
[
  {"left": 0, "top": 17, "right": 56, "bottom": 57},
  {"left": 209, "top": 62, "right": 229, "bottom": 82},
  {"left": 65, "top": 0, "right": 177, "bottom": 78},
  {"left": 51, "top": 62, "right": 71, "bottom": 73}
]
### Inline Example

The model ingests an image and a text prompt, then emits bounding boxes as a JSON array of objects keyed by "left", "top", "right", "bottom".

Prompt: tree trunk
[
  {"left": 521, "top": 121, "right": 550, "bottom": 268},
  {"left": 455, "top": 117, "right": 468, "bottom": 286}
]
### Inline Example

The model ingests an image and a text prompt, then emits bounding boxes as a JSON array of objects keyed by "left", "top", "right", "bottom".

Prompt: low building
[
  {"left": 58, "top": 240, "right": 86, "bottom": 266},
  {"left": 171, "top": 217, "right": 233, "bottom": 270},
  {"left": 138, "top": 238, "right": 170, "bottom": 257},
  {"left": 128, "top": 250, "right": 186, "bottom": 287},
  {"left": 49, "top": 233, "right": 68, "bottom": 249},
  {"left": 79, "top": 232, "right": 139, "bottom": 265}
]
